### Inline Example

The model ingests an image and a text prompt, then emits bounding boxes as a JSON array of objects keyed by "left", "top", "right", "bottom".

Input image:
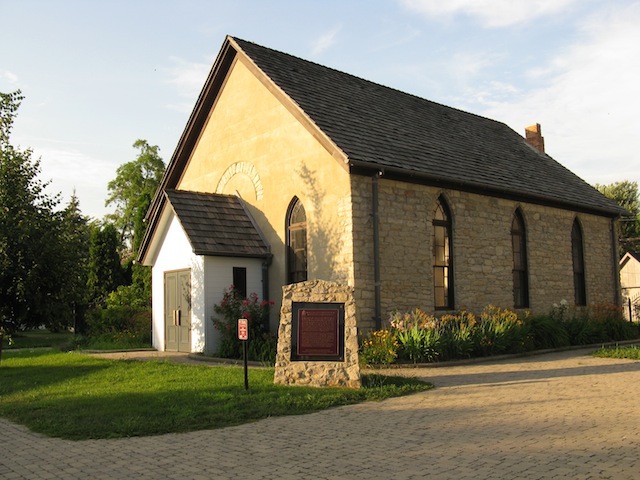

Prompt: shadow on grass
[
  {"left": 0, "top": 350, "right": 113, "bottom": 396},
  {"left": 1, "top": 380, "right": 430, "bottom": 440},
  {"left": 0, "top": 351, "right": 431, "bottom": 440}
]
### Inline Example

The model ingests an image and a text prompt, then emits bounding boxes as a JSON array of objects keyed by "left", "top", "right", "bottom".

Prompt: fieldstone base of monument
[{"left": 274, "top": 279, "right": 361, "bottom": 388}]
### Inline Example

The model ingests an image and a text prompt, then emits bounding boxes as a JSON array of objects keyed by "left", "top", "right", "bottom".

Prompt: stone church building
[{"left": 137, "top": 36, "right": 625, "bottom": 353}]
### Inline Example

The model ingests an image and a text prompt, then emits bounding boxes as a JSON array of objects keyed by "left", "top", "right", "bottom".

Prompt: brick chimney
[{"left": 525, "top": 123, "right": 545, "bottom": 153}]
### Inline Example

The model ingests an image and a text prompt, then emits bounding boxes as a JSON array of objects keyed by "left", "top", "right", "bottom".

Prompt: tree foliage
[
  {"left": 86, "top": 222, "right": 125, "bottom": 307},
  {"left": 595, "top": 180, "right": 640, "bottom": 254},
  {"left": 1, "top": 90, "right": 89, "bottom": 340},
  {"left": 106, "top": 139, "right": 164, "bottom": 252}
]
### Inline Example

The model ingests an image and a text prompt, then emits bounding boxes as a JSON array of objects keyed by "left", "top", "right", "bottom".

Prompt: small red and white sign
[{"left": 238, "top": 318, "right": 249, "bottom": 340}]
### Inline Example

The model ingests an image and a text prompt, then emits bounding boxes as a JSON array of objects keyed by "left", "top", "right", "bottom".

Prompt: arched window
[
  {"left": 433, "top": 196, "right": 454, "bottom": 310},
  {"left": 511, "top": 209, "right": 529, "bottom": 308},
  {"left": 572, "top": 219, "right": 586, "bottom": 306},
  {"left": 286, "top": 197, "right": 307, "bottom": 284}
]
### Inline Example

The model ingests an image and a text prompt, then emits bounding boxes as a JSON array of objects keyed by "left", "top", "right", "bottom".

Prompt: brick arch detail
[{"left": 215, "top": 161, "right": 264, "bottom": 201}]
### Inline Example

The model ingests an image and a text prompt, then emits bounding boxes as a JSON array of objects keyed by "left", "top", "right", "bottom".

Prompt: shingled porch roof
[{"left": 165, "top": 189, "right": 270, "bottom": 258}]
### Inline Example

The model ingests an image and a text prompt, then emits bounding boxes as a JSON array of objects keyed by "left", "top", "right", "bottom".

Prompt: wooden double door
[{"left": 164, "top": 270, "right": 191, "bottom": 352}]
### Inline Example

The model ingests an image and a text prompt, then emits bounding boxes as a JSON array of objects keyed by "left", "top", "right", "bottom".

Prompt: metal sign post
[{"left": 238, "top": 318, "right": 249, "bottom": 390}]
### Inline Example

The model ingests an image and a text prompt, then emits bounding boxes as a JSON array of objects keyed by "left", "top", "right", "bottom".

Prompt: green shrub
[
  {"left": 83, "top": 306, "right": 151, "bottom": 348},
  {"left": 556, "top": 303, "right": 638, "bottom": 345},
  {"left": 563, "top": 316, "right": 599, "bottom": 345},
  {"left": 395, "top": 325, "right": 440, "bottom": 363},
  {"left": 586, "top": 304, "right": 638, "bottom": 342},
  {"left": 211, "top": 286, "right": 275, "bottom": 361},
  {"left": 524, "top": 315, "right": 570, "bottom": 349},
  {"left": 248, "top": 332, "right": 278, "bottom": 365},
  {"left": 359, "top": 302, "right": 639, "bottom": 366},
  {"left": 599, "top": 317, "right": 638, "bottom": 342},
  {"left": 389, "top": 309, "right": 440, "bottom": 363},
  {"left": 360, "top": 329, "right": 398, "bottom": 366},
  {"left": 473, "top": 306, "right": 527, "bottom": 356},
  {"left": 438, "top": 312, "right": 476, "bottom": 360}
]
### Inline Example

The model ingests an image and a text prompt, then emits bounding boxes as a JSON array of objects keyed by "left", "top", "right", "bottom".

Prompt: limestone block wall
[
  {"left": 350, "top": 175, "right": 376, "bottom": 330},
  {"left": 350, "top": 175, "right": 619, "bottom": 330}
]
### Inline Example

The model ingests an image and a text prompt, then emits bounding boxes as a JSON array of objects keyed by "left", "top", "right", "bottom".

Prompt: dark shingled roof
[
  {"left": 165, "top": 189, "right": 270, "bottom": 258},
  {"left": 233, "top": 37, "right": 625, "bottom": 216}
]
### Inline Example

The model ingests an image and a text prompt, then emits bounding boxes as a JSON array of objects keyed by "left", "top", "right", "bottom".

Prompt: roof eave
[
  {"left": 138, "top": 37, "right": 239, "bottom": 264},
  {"left": 193, "top": 250, "right": 273, "bottom": 259},
  {"left": 348, "top": 159, "right": 626, "bottom": 218}
]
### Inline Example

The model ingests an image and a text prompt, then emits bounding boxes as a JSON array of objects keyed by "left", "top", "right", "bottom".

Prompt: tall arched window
[
  {"left": 433, "top": 196, "right": 453, "bottom": 310},
  {"left": 511, "top": 209, "right": 529, "bottom": 308},
  {"left": 286, "top": 197, "right": 307, "bottom": 284},
  {"left": 572, "top": 219, "right": 586, "bottom": 306}
]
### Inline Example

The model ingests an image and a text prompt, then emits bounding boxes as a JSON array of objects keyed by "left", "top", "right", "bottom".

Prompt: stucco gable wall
[
  {"left": 351, "top": 175, "right": 618, "bottom": 330},
  {"left": 175, "top": 57, "right": 354, "bottom": 328}
]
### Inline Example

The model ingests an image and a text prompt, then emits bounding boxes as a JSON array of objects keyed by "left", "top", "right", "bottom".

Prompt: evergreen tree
[
  {"left": 56, "top": 193, "right": 91, "bottom": 331},
  {"left": 86, "top": 222, "right": 125, "bottom": 307},
  {"left": 1, "top": 91, "right": 64, "bottom": 333}
]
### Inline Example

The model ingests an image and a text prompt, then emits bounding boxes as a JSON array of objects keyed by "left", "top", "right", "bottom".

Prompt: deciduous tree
[
  {"left": 105, "top": 139, "right": 164, "bottom": 253},
  {"left": 595, "top": 180, "right": 640, "bottom": 254},
  {"left": 0, "top": 91, "right": 89, "bottom": 347}
]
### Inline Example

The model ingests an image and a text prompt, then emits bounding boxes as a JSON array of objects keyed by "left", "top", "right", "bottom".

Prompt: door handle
[{"left": 177, "top": 309, "right": 181, "bottom": 326}]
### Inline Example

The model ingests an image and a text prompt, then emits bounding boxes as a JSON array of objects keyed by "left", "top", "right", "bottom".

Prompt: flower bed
[{"left": 360, "top": 302, "right": 639, "bottom": 366}]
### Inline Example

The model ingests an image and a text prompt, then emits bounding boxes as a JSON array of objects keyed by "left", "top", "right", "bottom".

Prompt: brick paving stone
[{"left": 2, "top": 347, "right": 640, "bottom": 479}]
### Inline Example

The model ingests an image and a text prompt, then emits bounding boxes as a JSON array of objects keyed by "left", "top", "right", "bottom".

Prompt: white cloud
[
  {"left": 0, "top": 70, "right": 19, "bottom": 85},
  {"left": 449, "top": 50, "right": 501, "bottom": 79},
  {"left": 311, "top": 26, "right": 341, "bottom": 55},
  {"left": 479, "top": 2, "right": 640, "bottom": 185},
  {"left": 165, "top": 56, "right": 211, "bottom": 99},
  {"left": 400, "top": 0, "right": 578, "bottom": 27},
  {"left": 33, "top": 146, "right": 117, "bottom": 219}
]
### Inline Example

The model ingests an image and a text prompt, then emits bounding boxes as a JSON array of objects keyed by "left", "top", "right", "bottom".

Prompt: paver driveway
[{"left": 1, "top": 347, "right": 639, "bottom": 479}]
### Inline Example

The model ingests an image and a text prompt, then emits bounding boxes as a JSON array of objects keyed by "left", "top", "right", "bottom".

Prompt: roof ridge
[
  {"left": 230, "top": 35, "right": 624, "bottom": 217},
  {"left": 230, "top": 36, "right": 506, "bottom": 128}
]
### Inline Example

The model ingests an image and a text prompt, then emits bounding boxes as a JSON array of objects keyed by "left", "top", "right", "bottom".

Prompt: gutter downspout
[
  {"left": 611, "top": 218, "right": 622, "bottom": 306},
  {"left": 372, "top": 172, "right": 382, "bottom": 330},
  {"left": 262, "top": 253, "right": 273, "bottom": 331}
]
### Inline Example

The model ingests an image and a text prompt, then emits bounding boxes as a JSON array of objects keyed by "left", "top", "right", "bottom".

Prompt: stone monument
[{"left": 274, "top": 279, "right": 361, "bottom": 388}]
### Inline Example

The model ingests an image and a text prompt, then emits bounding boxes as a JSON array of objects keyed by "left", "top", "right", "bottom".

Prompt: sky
[{"left": 2, "top": 0, "right": 639, "bottom": 220}]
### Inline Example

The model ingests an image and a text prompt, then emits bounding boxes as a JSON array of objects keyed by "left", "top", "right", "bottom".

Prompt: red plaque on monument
[{"left": 297, "top": 309, "right": 340, "bottom": 356}]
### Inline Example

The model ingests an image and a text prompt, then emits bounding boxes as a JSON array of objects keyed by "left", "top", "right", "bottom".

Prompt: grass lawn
[
  {"left": 592, "top": 344, "right": 640, "bottom": 360},
  {"left": 2, "top": 330, "right": 74, "bottom": 349},
  {"left": 0, "top": 350, "right": 432, "bottom": 440}
]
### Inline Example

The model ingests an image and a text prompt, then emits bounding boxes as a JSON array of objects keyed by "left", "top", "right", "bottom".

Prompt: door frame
[{"left": 164, "top": 269, "right": 192, "bottom": 352}]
